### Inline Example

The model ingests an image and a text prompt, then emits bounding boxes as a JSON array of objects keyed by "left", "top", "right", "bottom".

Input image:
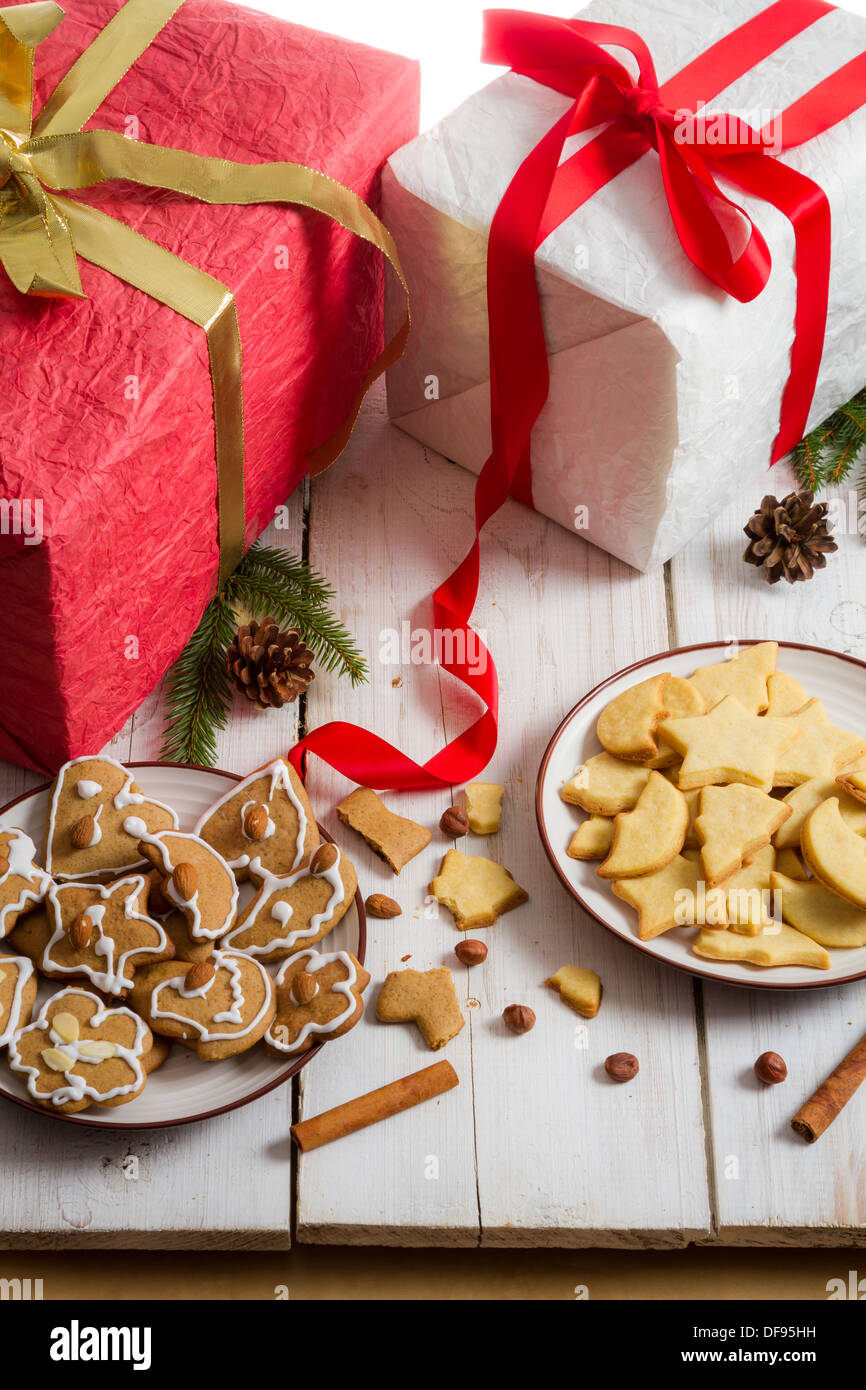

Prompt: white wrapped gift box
[{"left": 383, "top": 0, "right": 866, "bottom": 570}]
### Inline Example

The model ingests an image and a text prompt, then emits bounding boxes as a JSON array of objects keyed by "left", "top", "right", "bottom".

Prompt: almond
[
  {"left": 185, "top": 959, "right": 215, "bottom": 991},
  {"left": 310, "top": 842, "right": 338, "bottom": 875},
  {"left": 365, "top": 893, "right": 401, "bottom": 919},
  {"left": 52, "top": 1011, "right": 80, "bottom": 1044},
  {"left": 172, "top": 862, "right": 198, "bottom": 902},
  {"left": 244, "top": 804, "right": 270, "bottom": 841},
  {"left": 292, "top": 970, "right": 318, "bottom": 1005},
  {"left": 70, "top": 815, "right": 96, "bottom": 850},
  {"left": 69, "top": 912, "right": 93, "bottom": 951}
]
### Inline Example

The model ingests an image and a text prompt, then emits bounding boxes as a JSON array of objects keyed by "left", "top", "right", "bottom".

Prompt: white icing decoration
[
  {"left": 268, "top": 949, "right": 360, "bottom": 1054},
  {"left": 150, "top": 950, "right": 271, "bottom": 1042},
  {"left": 0, "top": 829, "right": 52, "bottom": 931},
  {"left": 0, "top": 955, "right": 35, "bottom": 1049},
  {"left": 114, "top": 786, "right": 144, "bottom": 811},
  {"left": 85, "top": 805, "right": 103, "bottom": 847},
  {"left": 44, "top": 756, "right": 178, "bottom": 880},
  {"left": 123, "top": 816, "right": 148, "bottom": 839},
  {"left": 222, "top": 847, "right": 345, "bottom": 957},
  {"left": 76, "top": 780, "right": 102, "bottom": 799},
  {"left": 8, "top": 988, "right": 147, "bottom": 1106},
  {"left": 126, "top": 827, "right": 238, "bottom": 940},
  {"left": 42, "top": 877, "right": 167, "bottom": 996},
  {"left": 193, "top": 759, "right": 309, "bottom": 873}
]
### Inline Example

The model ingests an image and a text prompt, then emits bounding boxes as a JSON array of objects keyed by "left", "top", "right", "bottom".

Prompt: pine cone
[
  {"left": 743, "top": 490, "right": 837, "bottom": 584},
  {"left": 227, "top": 617, "right": 315, "bottom": 710}
]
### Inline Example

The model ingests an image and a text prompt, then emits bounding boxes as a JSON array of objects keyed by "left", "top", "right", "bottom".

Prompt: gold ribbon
[{"left": 0, "top": 0, "right": 410, "bottom": 588}]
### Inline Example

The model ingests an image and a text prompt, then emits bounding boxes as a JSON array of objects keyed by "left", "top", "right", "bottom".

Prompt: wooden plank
[
  {"left": 0, "top": 504, "right": 304, "bottom": 1249},
  {"left": 668, "top": 467, "right": 866, "bottom": 1243},
  {"left": 296, "top": 383, "right": 712, "bottom": 1245}
]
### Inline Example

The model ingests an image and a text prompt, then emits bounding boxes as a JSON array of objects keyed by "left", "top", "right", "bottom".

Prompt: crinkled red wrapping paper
[{"left": 0, "top": 0, "right": 419, "bottom": 775}]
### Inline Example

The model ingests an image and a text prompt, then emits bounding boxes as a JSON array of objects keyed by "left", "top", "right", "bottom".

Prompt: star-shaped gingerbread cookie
[
  {"left": 44, "top": 757, "right": 177, "bottom": 881},
  {"left": 658, "top": 696, "right": 801, "bottom": 793},
  {"left": 223, "top": 842, "right": 357, "bottom": 959},
  {"left": 0, "top": 828, "right": 51, "bottom": 938},
  {"left": 265, "top": 948, "right": 370, "bottom": 1055},
  {"left": 130, "top": 951, "right": 274, "bottom": 1059},
  {"left": 8, "top": 987, "right": 154, "bottom": 1113},
  {"left": 11, "top": 876, "right": 173, "bottom": 997},
  {"left": 0, "top": 955, "right": 37, "bottom": 1048},
  {"left": 194, "top": 758, "right": 319, "bottom": 881}
]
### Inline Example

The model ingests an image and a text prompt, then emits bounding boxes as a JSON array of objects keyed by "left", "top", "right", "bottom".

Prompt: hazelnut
[
  {"left": 185, "top": 960, "right": 215, "bottom": 991},
  {"left": 440, "top": 805, "right": 469, "bottom": 837},
  {"left": 243, "top": 804, "right": 270, "bottom": 841},
  {"left": 604, "top": 1052, "right": 639, "bottom": 1082},
  {"left": 172, "top": 862, "right": 199, "bottom": 902},
  {"left": 365, "top": 893, "right": 402, "bottom": 919},
  {"left": 455, "top": 939, "right": 488, "bottom": 967},
  {"left": 310, "top": 842, "right": 339, "bottom": 875},
  {"left": 754, "top": 1051, "right": 787, "bottom": 1085},
  {"left": 70, "top": 815, "right": 96, "bottom": 849},
  {"left": 503, "top": 1004, "right": 535, "bottom": 1035},
  {"left": 292, "top": 970, "right": 319, "bottom": 1005},
  {"left": 69, "top": 912, "right": 93, "bottom": 951}
]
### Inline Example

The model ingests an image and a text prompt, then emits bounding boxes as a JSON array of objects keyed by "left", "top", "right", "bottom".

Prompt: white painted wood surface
[{"left": 1, "top": 395, "right": 864, "bottom": 1248}]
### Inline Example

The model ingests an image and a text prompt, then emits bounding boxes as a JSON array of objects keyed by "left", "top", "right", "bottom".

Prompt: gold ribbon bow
[{"left": 0, "top": 0, "right": 410, "bottom": 587}]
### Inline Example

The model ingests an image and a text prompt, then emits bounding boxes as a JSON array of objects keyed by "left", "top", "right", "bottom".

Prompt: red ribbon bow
[{"left": 291, "top": 1, "right": 866, "bottom": 792}]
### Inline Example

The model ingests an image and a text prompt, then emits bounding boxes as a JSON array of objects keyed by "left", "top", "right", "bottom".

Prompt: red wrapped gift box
[{"left": 0, "top": 0, "right": 419, "bottom": 774}]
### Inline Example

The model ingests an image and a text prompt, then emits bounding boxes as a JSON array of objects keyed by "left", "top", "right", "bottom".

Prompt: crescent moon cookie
[
  {"left": 43, "top": 757, "right": 178, "bottom": 881},
  {"left": 8, "top": 987, "right": 154, "bottom": 1113},
  {"left": 129, "top": 951, "right": 275, "bottom": 1060},
  {"left": 133, "top": 828, "right": 239, "bottom": 943},
  {"left": 596, "top": 772, "right": 689, "bottom": 880},
  {"left": 223, "top": 842, "right": 357, "bottom": 960},
  {"left": 10, "top": 877, "right": 173, "bottom": 997},
  {"left": 265, "top": 948, "right": 370, "bottom": 1056},
  {"left": 0, "top": 955, "right": 38, "bottom": 1049},
  {"left": 596, "top": 674, "right": 671, "bottom": 763},
  {"left": 801, "top": 797, "right": 866, "bottom": 910},
  {"left": 194, "top": 758, "right": 319, "bottom": 882},
  {"left": 0, "top": 828, "right": 51, "bottom": 938}
]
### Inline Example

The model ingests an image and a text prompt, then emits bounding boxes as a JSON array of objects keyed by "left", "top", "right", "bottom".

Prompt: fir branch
[
  {"left": 792, "top": 386, "right": 866, "bottom": 490},
  {"left": 160, "top": 541, "right": 367, "bottom": 766}
]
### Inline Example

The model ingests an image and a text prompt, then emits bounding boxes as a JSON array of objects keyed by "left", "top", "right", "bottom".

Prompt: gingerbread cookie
[
  {"left": 11, "top": 876, "right": 172, "bottom": 997},
  {"left": 376, "top": 967, "right": 465, "bottom": 1049},
  {"left": 134, "top": 828, "right": 238, "bottom": 943},
  {"left": 597, "top": 771, "right": 688, "bottom": 879},
  {"left": 43, "top": 757, "right": 177, "bottom": 881},
  {"left": 431, "top": 849, "right": 528, "bottom": 929},
  {"left": 0, "top": 828, "right": 51, "bottom": 937},
  {"left": 194, "top": 758, "right": 319, "bottom": 881},
  {"left": 336, "top": 787, "right": 431, "bottom": 874},
  {"left": 0, "top": 955, "right": 37, "bottom": 1049},
  {"left": 129, "top": 951, "right": 275, "bottom": 1060},
  {"left": 224, "top": 841, "right": 356, "bottom": 960},
  {"left": 265, "top": 948, "right": 370, "bottom": 1055},
  {"left": 8, "top": 987, "right": 153, "bottom": 1113}
]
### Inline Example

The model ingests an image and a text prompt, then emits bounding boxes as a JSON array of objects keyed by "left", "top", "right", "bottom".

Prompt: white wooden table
[{"left": 2, "top": 380, "right": 865, "bottom": 1249}]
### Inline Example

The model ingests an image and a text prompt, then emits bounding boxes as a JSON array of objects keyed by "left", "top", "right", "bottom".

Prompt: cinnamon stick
[
  {"left": 291, "top": 1060, "right": 458, "bottom": 1152},
  {"left": 791, "top": 1031, "right": 866, "bottom": 1143}
]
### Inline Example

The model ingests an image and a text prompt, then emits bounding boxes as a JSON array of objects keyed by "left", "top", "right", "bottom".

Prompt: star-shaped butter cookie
[{"left": 658, "top": 696, "right": 801, "bottom": 793}]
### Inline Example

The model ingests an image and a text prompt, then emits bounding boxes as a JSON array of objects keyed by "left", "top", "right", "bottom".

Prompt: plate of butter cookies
[
  {"left": 0, "top": 757, "right": 366, "bottom": 1126},
  {"left": 536, "top": 640, "right": 866, "bottom": 989}
]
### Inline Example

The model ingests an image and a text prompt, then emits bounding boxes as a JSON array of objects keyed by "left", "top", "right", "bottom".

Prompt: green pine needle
[
  {"left": 792, "top": 386, "right": 866, "bottom": 491},
  {"left": 160, "top": 541, "right": 367, "bottom": 766}
]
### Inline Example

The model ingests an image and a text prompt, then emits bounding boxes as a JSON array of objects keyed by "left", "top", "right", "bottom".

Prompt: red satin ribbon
[{"left": 290, "top": 0, "right": 864, "bottom": 791}]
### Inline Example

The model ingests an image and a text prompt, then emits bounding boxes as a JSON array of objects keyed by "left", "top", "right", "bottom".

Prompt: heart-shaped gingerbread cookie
[{"left": 44, "top": 757, "right": 177, "bottom": 881}]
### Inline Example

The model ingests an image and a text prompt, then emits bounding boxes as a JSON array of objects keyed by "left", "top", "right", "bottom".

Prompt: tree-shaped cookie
[
  {"left": 194, "top": 758, "right": 319, "bottom": 881},
  {"left": 376, "top": 967, "right": 465, "bottom": 1049},
  {"left": 0, "top": 955, "right": 37, "bottom": 1048},
  {"left": 129, "top": 951, "right": 275, "bottom": 1060},
  {"left": 658, "top": 696, "right": 801, "bottom": 792},
  {"left": 693, "top": 784, "right": 791, "bottom": 885},
  {"left": 134, "top": 829, "right": 238, "bottom": 944},
  {"left": 8, "top": 987, "right": 154, "bottom": 1113},
  {"left": 224, "top": 842, "right": 357, "bottom": 959},
  {"left": 0, "top": 828, "right": 51, "bottom": 937},
  {"left": 11, "top": 877, "right": 173, "bottom": 996},
  {"left": 43, "top": 757, "right": 177, "bottom": 881},
  {"left": 265, "top": 948, "right": 370, "bottom": 1056}
]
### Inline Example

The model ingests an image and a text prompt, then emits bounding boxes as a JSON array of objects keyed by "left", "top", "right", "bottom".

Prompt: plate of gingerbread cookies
[
  {"left": 0, "top": 758, "right": 366, "bottom": 1127},
  {"left": 537, "top": 640, "right": 866, "bottom": 990}
]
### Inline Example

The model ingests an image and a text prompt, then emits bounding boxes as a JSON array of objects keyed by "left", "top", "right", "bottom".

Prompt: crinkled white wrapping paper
[{"left": 383, "top": 0, "right": 866, "bottom": 570}]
